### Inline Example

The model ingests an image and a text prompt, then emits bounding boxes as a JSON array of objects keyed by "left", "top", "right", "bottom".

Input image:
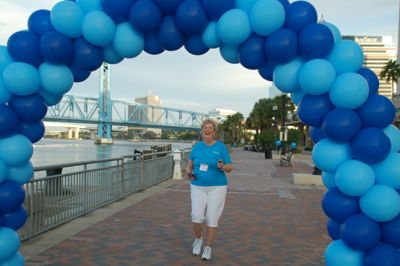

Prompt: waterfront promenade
[{"left": 22, "top": 149, "right": 329, "bottom": 265}]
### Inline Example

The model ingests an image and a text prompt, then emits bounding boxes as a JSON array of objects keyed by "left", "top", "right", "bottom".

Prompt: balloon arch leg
[{"left": 0, "top": 0, "right": 399, "bottom": 265}]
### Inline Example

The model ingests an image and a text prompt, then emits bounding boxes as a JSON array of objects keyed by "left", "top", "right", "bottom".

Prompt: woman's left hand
[{"left": 217, "top": 160, "right": 224, "bottom": 171}]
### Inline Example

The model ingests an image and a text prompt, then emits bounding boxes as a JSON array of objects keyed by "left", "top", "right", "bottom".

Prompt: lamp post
[
  {"left": 281, "top": 96, "right": 287, "bottom": 155},
  {"left": 272, "top": 105, "right": 278, "bottom": 140}
]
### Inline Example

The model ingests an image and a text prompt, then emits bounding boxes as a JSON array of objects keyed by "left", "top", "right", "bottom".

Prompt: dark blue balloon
[
  {"left": 71, "top": 37, "right": 104, "bottom": 71},
  {"left": 350, "top": 127, "right": 391, "bottom": 164},
  {"left": 0, "top": 180, "right": 25, "bottom": 212},
  {"left": 20, "top": 121, "right": 45, "bottom": 143},
  {"left": 184, "top": 36, "right": 209, "bottom": 55},
  {"left": 299, "top": 23, "right": 334, "bottom": 60},
  {"left": 356, "top": 94, "right": 395, "bottom": 129},
  {"left": 322, "top": 188, "right": 360, "bottom": 222},
  {"left": 381, "top": 214, "right": 400, "bottom": 248},
  {"left": 200, "top": 0, "right": 235, "bottom": 20},
  {"left": 39, "top": 31, "right": 73, "bottom": 64},
  {"left": 327, "top": 219, "right": 341, "bottom": 240},
  {"left": 152, "top": 0, "right": 184, "bottom": 15},
  {"left": 9, "top": 94, "right": 48, "bottom": 123},
  {"left": 239, "top": 34, "right": 267, "bottom": 70},
  {"left": 101, "top": 0, "right": 135, "bottom": 23},
  {"left": 285, "top": 1, "right": 317, "bottom": 33},
  {"left": 7, "top": 30, "right": 43, "bottom": 67},
  {"left": 321, "top": 108, "right": 361, "bottom": 143},
  {"left": 28, "top": 10, "right": 54, "bottom": 36},
  {"left": 1, "top": 206, "right": 28, "bottom": 231},
  {"left": 309, "top": 126, "right": 325, "bottom": 144},
  {"left": 364, "top": 244, "right": 400, "bottom": 266},
  {"left": 340, "top": 214, "right": 381, "bottom": 251},
  {"left": 129, "top": 0, "right": 162, "bottom": 34},
  {"left": 144, "top": 33, "right": 165, "bottom": 55},
  {"left": 264, "top": 28, "right": 298, "bottom": 64},
  {"left": 175, "top": 0, "right": 209, "bottom": 36},
  {"left": 157, "top": 16, "right": 186, "bottom": 51},
  {"left": 258, "top": 61, "right": 277, "bottom": 81},
  {"left": 298, "top": 93, "right": 334, "bottom": 127},
  {"left": 357, "top": 67, "right": 379, "bottom": 94},
  {"left": 0, "top": 105, "right": 21, "bottom": 138},
  {"left": 68, "top": 63, "right": 91, "bottom": 82}
]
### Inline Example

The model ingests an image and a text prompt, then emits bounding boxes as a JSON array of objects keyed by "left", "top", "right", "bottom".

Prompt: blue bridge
[{"left": 45, "top": 94, "right": 212, "bottom": 132}]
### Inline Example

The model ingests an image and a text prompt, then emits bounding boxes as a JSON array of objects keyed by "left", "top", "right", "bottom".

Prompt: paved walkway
[{"left": 22, "top": 149, "right": 329, "bottom": 266}]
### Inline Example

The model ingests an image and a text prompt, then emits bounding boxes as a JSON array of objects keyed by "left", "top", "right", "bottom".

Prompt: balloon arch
[{"left": 1, "top": 0, "right": 400, "bottom": 265}]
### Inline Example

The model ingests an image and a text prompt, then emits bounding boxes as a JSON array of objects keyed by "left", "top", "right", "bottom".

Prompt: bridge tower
[{"left": 95, "top": 63, "right": 113, "bottom": 144}]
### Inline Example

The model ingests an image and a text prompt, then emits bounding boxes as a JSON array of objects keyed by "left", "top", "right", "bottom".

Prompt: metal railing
[{"left": 20, "top": 150, "right": 174, "bottom": 241}]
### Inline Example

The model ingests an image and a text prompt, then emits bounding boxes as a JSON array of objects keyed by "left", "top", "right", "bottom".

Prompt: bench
[{"left": 279, "top": 152, "right": 293, "bottom": 167}]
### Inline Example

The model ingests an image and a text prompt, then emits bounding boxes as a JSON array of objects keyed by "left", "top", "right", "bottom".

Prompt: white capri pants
[{"left": 190, "top": 184, "right": 227, "bottom": 227}]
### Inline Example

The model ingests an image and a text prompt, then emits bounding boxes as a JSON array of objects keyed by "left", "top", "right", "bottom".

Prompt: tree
[
  {"left": 220, "top": 112, "right": 244, "bottom": 144},
  {"left": 380, "top": 60, "right": 400, "bottom": 96}
]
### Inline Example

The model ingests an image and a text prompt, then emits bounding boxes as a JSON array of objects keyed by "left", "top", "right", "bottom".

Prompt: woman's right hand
[{"left": 187, "top": 172, "right": 196, "bottom": 180}]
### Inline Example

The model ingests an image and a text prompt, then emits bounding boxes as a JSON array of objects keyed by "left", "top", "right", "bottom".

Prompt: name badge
[{"left": 199, "top": 164, "right": 208, "bottom": 172}]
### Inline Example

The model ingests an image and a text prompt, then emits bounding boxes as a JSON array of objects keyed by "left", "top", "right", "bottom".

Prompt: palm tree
[{"left": 380, "top": 60, "right": 400, "bottom": 96}]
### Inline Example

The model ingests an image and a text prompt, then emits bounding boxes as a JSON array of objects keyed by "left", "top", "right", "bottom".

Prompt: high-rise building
[
  {"left": 208, "top": 108, "right": 237, "bottom": 121},
  {"left": 128, "top": 93, "right": 163, "bottom": 138},
  {"left": 343, "top": 35, "right": 397, "bottom": 98}
]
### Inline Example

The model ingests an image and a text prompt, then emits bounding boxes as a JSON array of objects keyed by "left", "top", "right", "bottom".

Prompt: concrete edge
[
  {"left": 291, "top": 173, "right": 323, "bottom": 186},
  {"left": 20, "top": 178, "right": 185, "bottom": 260}
]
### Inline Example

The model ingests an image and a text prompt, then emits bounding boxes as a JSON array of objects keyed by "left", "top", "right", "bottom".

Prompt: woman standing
[{"left": 185, "top": 119, "right": 233, "bottom": 260}]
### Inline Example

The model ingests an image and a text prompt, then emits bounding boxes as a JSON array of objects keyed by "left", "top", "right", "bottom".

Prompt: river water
[{"left": 31, "top": 138, "right": 193, "bottom": 167}]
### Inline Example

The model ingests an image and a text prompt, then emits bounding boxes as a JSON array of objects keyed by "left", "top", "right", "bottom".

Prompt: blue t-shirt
[{"left": 189, "top": 140, "right": 232, "bottom": 186}]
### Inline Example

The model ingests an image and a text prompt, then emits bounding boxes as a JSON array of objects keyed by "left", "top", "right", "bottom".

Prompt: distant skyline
[{"left": 0, "top": 0, "right": 398, "bottom": 117}]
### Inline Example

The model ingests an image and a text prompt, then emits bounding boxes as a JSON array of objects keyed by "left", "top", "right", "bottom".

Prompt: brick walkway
[{"left": 24, "top": 149, "right": 329, "bottom": 266}]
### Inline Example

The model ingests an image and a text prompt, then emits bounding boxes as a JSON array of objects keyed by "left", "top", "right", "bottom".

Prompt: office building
[
  {"left": 208, "top": 108, "right": 237, "bottom": 121},
  {"left": 343, "top": 35, "right": 397, "bottom": 98},
  {"left": 128, "top": 93, "right": 163, "bottom": 138}
]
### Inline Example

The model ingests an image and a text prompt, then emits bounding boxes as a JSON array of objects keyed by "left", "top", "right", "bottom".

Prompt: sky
[{"left": 0, "top": 0, "right": 399, "bottom": 117}]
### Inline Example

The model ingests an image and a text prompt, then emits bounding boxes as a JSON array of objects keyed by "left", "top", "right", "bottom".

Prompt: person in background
[{"left": 185, "top": 119, "right": 233, "bottom": 260}]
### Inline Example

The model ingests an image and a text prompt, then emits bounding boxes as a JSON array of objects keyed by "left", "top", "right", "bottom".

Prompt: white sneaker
[
  {"left": 192, "top": 238, "right": 202, "bottom": 255},
  {"left": 202, "top": 246, "right": 212, "bottom": 260}
]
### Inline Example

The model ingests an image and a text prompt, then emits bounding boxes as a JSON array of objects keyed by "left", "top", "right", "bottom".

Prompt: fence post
[
  {"left": 119, "top": 157, "right": 124, "bottom": 198},
  {"left": 140, "top": 155, "right": 145, "bottom": 190},
  {"left": 173, "top": 149, "right": 182, "bottom": 179}
]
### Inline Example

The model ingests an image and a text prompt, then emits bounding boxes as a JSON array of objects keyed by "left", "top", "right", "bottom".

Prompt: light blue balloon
[
  {"left": 329, "top": 73, "right": 369, "bottom": 109},
  {"left": 299, "top": 59, "right": 336, "bottom": 95},
  {"left": 76, "top": 0, "right": 103, "bottom": 13},
  {"left": 0, "top": 46, "right": 14, "bottom": 74},
  {"left": 0, "top": 159, "right": 8, "bottom": 183},
  {"left": 0, "top": 227, "right": 20, "bottom": 261},
  {"left": 2, "top": 62, "right": 40, "bottom": 96},
  {"left": 0, "top": 78, "right": 11, "bottom": 104},
  {"left": 327, "top": 40, "right": 364, "bottom": 74},
  {"left": 360, "top": 184, "right": 400, "bottom": 222},
  {"left": 219, "top": 45, "right": 239, "bottom": 64},
  {"left": 51, "top": 1, "right": 85, "bottom": 38},
  {"left": 217, "top": 9, "right": 251, "bottom": 46},
  {"left": 0, "top": 252, "right": 24, "bottom": 266},
  {"left": 290, "top": 90, "right": 306, "bottom": 105},
  {"left": 39, "top": 62, "right": 74, "bottom": 96},
  {"left": 38, "top": 88, "right": 64, "bottom": 106},
  {"left": 323, "top": 22, "right": 341, "bottom": 42},
  {"left": 312, "top": 139, "right": 351, "bottom": 172},
  {"left": 202, "top": 22, "right": 221, "bottom": 49},
  {"left": 103, "top": 45, "right": 123, "bottom": 64},
  {"left": 373, "top": 152, "right": 400, "bottom": 189},
  {"left": 324, "top": 240, "right": 363, "bottom": 266},
  {"left": 322, "top": 171, "right": 336, "bottom": 189},
  {"left": 335, "top": 160, "right": 375, "bottom": 197},
  {"left": 273, "top": 57, "right": 304, "bottom": 93},
  {"left": 82, "top": 11, "right": 116, "bottom": 46},
  {"left": 236, "top": 0, "right": 257, "bottom": 12},
  {"left": 8, "top": 161, "right": 33, "bottom": 184},
  {"left": 383, "top": 124, "right": 400, "bottom": 152},
  {"left": 113, "top": 22, "right": 144, "bottom": 58},
  {"left": 249, "top": 0, "right": 285, "bottom": 36},
  {"left": 369, "top": 186, "right": 399, "bottom": 220},
  {"left": 0, "top": 134, "right": 33, "bottom": 167}
]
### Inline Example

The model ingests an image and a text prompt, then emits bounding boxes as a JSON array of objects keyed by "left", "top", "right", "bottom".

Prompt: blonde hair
[{"left": 200, "top": 119, "right": 220, "bottom": 140}]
